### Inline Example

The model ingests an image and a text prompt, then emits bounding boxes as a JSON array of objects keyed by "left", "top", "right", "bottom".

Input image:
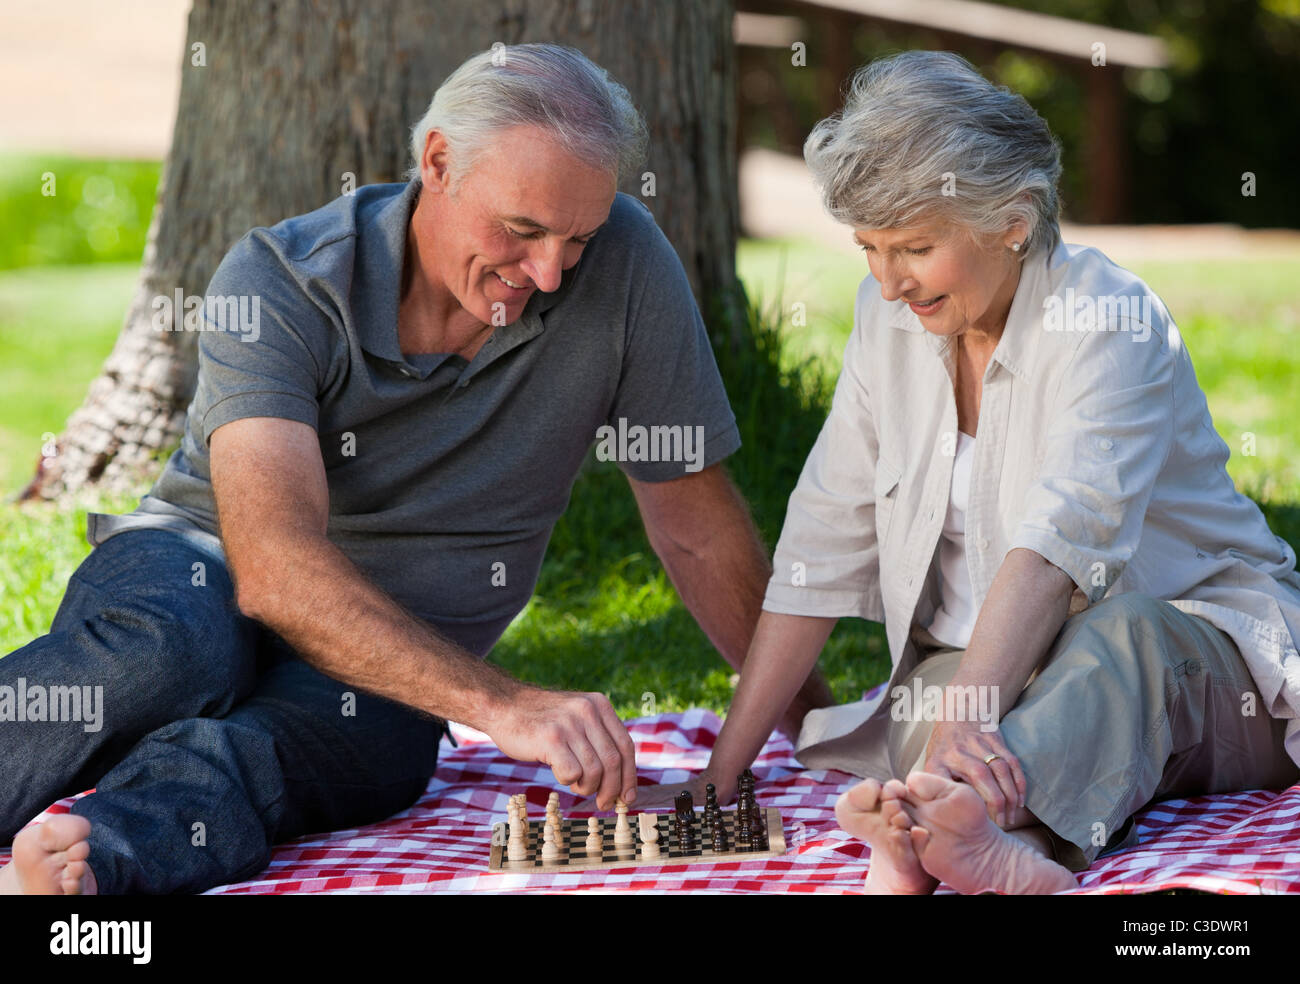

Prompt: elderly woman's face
[
  {"left": 418, "top": 125, "right": 616, "bottom": 327},
  {"left": 853, "top": 222, "right": 1022, "bottom": 340}
]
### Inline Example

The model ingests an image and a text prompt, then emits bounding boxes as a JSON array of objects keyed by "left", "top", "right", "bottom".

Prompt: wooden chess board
[{"left": 488, "top": 808, "right": 787, "bottom": 872}]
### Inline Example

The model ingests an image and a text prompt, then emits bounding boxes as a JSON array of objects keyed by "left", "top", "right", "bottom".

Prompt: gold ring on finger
[{"left": 983, "top": 753, "right": 1002, "bottom": 766}]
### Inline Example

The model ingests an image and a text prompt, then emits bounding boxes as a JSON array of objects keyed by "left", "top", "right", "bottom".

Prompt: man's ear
[{"left": 421, "top": 129, "right": 453, "bottom": 195}]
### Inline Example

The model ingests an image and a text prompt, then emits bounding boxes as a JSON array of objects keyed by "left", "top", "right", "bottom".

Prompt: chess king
[{"left": 0, "top": 43, "right": 835, "bottom": 895}]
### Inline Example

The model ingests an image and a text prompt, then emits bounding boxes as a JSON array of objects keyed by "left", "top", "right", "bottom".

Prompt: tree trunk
[{"left": 22, "top": 0, "right": 740, "bottom": 501}]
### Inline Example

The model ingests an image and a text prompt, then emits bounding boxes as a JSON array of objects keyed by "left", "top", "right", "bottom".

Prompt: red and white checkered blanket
[{"left": 8, "top": 709, "right": 1299, "bottom": 893}]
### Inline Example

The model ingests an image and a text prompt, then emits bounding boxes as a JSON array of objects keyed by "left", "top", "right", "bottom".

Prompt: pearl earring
[{"left": 1011, "top": 242, "right": 1022, "bottom": 252}]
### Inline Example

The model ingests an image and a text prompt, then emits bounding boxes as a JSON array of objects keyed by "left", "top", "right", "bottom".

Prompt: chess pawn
[
  {"left": 585, "top": 816, "right": 603, "bottom": 853},
  {"left": 614, "top": 801, "right": 634, "bottom": 846},
  {"left": 711, "top": 820, "right": 729, "bottom": 853},
  {"left": 541, "top": 825, "right": 559, "bottom": 860}
]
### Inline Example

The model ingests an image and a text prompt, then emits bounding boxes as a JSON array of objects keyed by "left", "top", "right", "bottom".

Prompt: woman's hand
[{"left": 920, "top": 720, "right": 1026, "bottom": 827}]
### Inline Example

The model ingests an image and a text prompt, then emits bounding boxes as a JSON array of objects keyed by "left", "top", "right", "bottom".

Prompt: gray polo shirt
[{"left": 87, "top": 177, "right": 741, "bottom": 657}]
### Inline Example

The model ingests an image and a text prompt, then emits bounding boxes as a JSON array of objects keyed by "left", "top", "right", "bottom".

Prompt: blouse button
[
  {"left": 1098, "top": 438, "right": 1114, "bottom": 451},
  {"left": 978, "top": 537, "right": 990, "bottom": 550}
]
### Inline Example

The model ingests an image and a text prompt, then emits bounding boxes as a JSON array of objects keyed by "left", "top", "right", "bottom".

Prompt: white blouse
[
  {"left": 926, "top": 431, "right": 978, "bottom": 649},
  {"left": 763, "top": 238, "right": 1300, "bottom": 768}
]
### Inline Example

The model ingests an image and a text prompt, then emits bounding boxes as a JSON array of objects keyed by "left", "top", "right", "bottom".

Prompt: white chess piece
[
  {"left": 507, "top": 819, "right": 527, "bottom": 862},
  {"left": 614, "top": 801, "right": 634, "bottom": 846},
  {"left": 584, "top": 816, "right": 602, "bottom": 853},
  {"left": 639, "top": 814, "right": 661, "bottom": 858},
  {"left": 541, "top": 824, "right": 559, "bottom": 860}
]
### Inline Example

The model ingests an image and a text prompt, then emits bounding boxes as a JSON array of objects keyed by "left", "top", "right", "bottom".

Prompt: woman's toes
[
  {"left": 909, "top": 825, "right": 932, "bottom": 858},
  {"left": 905, "top": 770, "right": 952, "bottom": 802},
  {"left": 881, "top": 797, "right": 912, "bottom": 830},
  {"left": 840, "top": 778, "right": 883, "bottom": 812},
  {"left": 880, "top": 778, "right": 909, "bottom": 800}
]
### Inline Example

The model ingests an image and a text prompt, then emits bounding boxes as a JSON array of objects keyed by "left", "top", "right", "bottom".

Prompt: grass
[
  {"left": 0, "top": 263, "right": 138, "bottom": 496},
  {"left": 0, "top": 234, "right": 1296, "bottom": 720}
]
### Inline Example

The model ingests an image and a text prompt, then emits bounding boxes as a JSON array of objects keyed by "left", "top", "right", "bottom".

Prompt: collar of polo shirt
[{"left": 353, "top": 177, "right": 578, "bottom": 368}]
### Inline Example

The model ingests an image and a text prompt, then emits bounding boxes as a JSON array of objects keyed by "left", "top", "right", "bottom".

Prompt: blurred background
[{"left": 1, "top": 0, "right": 1296, "bottom": 713}]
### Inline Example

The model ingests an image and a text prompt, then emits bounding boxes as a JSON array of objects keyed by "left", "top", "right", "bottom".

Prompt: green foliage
[{"left": 0, "top": 155, "right": 160, "bottom": 270}]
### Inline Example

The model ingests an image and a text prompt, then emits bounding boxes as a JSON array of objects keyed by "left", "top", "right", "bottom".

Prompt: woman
[{"left": 669, "top": 51, "right": 1300, "bottom": 894}]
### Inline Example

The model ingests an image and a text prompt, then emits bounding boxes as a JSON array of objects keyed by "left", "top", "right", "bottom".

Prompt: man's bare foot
[
  {"left": 835, "top": 777, "right": 939, "bottom": 894},
  {"left": 0, "top": 815, "right": 98, "bottom": 895},
  {"left": 902, "top": 771, "right": 1077, "bottom": 895}
]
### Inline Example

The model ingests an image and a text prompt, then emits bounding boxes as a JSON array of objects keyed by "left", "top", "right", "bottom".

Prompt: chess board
[{"left": 488, "top": 808, "right": 787, "bottom": 872}]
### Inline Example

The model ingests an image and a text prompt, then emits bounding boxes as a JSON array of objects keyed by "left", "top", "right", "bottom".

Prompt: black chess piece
[
  {"left": 701, "top": 783, "right": 720, "bottom": 833},
  {"left": 749, "top": 804, "right": 767, "bottom": 848},
  {"left": 674, "top": 790, "right": 696, "bottom": 850},
  {"left": 674, "top": 789, "right": 694, "bottom": 819},
  {"left": 711, "top": 819, "right": 729, "bottom": 853},
  {"left": 735, "top": 806, "right": 752, "bottom": 848}
]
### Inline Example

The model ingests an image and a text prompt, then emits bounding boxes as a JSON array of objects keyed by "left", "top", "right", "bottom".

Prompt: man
[{"left": 0, "top": 44, "right": 832, "bottom": 894}]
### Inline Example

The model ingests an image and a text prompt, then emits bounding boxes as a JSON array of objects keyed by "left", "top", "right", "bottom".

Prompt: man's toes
[
  {"left": 64, "top": 840, "right": 90, "bottom": 863},
  {"left": 61, "top": 860, "right": 88, "bottom": 896},
  {"left": 34, "top": 815, "right": 91, "bottom": 853},
  {"left": 904, "top": 770, "right": 954, "bottom": 803}
]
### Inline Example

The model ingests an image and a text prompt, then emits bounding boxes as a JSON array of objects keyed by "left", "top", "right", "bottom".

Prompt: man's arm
[
  {"left": 627, "top": 463, "right": 836, "bottom": 738},
  {"left": 211, "top": 416, "right": 637, "bottom": 809}
]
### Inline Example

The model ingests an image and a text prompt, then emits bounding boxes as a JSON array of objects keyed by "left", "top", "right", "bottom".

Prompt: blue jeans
[{"left": 1, "top": 529, "right": 443, "bottom": 893}]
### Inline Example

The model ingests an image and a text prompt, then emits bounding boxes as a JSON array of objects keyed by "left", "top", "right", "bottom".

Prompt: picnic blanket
[{"left": 7, "top": 709, "right": 1299, "bottom": 894}]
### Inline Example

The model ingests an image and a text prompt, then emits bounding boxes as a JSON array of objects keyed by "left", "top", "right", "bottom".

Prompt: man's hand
[
  {"left": 920, "top": 720, "right": 1026, "bottom": 828},
  {"left": 485, "top": 686, "right": 638, "bottom": 811}
]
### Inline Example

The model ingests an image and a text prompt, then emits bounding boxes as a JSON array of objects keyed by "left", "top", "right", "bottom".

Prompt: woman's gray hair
[
  {"left": 406, "top": 43, "right": 647, "bottom": 187},
  {"left": 804, "top": 50, "right": 1063, "bottom": 258}
]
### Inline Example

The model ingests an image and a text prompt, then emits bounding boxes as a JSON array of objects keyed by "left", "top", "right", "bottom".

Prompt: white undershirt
[{"left": 926, "top": 431, "right": 978, "bottom": 649}]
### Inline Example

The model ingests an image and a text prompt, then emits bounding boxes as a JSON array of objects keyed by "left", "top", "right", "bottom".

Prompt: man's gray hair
[
  {"left": 407, "top": 43, "right": 647, "bottom": 187},
  {"left": 804, "top": 50, "right": 1063, "bottom": 258}
]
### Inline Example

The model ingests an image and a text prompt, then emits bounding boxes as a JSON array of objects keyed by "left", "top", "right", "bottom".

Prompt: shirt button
[
  {"left": 978, "top": 537, "right": 990, "bottom": 550},
  {"left": 928, "top": 509, "right": 936, "bottom": 522},
  {"left": 400, "top": 367, "right": 414, "bottom": 378},
  {"left": 1099, "top": 438, "right": 1114, "bottom": 451},
  {"left": 905, "top": 576, "right": 915, "bottom": 588}
]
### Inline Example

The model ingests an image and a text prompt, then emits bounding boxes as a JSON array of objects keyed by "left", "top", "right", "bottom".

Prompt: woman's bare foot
[
  {"left": 902, "top": 771, "right": 1077, "bottom": 895},
  {"left": 0, "top": 815, "right": 98, "bottom": 895},
  {"left": 835, "top": 777, "right": 939, "bottom": 894}
]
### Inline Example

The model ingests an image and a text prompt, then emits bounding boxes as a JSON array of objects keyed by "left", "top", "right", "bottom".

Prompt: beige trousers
[{"left": 804, "top": 593, "right": 1300, "bottom": 871}]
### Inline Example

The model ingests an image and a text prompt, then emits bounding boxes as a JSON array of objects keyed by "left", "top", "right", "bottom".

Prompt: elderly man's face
[
  {"left": 853, "top": 222, "right": 1023, "bottom": 341},
  {"left": 419, "top": 125, "right": 617, "bottom": 326}
]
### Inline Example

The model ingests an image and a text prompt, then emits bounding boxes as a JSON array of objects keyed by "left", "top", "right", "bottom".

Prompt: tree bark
[{"left": 22, "top": 0, "right": 740, "bottom": 501}]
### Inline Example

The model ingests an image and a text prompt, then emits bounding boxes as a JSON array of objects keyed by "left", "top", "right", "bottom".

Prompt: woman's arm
[
  {"left": 921, "top": 546, "right": 1076, "bottom": 824},
  {"left": 703, "top": 610, "right": 839, "bottom": 802}
]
